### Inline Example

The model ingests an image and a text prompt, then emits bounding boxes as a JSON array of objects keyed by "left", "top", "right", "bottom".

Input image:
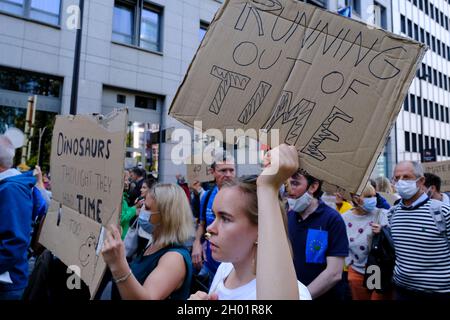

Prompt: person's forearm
[
  {"left": 110, "top": 261, "right": 151, "bottom": 300},
  {"left": 307, "top": 268, "right": 341, "bottom": 299},
  {"left": 37, "top": 186, "right": 51, "bottom": 207},
  {"left": 194, "top": 222, "right": 205, "bottom": 243},
  {"left": 256, "top": 185, "right": 299, "bottom": 300}
]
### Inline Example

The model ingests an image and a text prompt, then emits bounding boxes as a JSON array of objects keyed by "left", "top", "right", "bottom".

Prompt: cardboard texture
[
  {"left": 39, "top": 109, "right": 127, "bottom": 297},
  {"left": 187, "top": 163, "right": 214, "bottom": 183},
  {"left": 169, "top": 0, "right": 427, "bottom": 195},
  {"left": 423, "top": 160, "right": 450, "bottom": 192}
]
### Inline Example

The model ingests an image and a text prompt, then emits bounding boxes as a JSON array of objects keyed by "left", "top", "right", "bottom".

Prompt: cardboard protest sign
[
  {"left": 39, "top": 109, "right": 127, "bottom": 296},
  {"left": 187, "top": 163, "right": 214, "bottom": 183},
  {"left": 169, "top": 0, "right": 426, "bottom": 195},
  {"left": 423, "top": 160, "right": 450, "bottom": 192}
]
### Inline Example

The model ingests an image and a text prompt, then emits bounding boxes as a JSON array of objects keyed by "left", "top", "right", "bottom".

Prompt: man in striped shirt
[{"left": 389, "top": 161, "right": 450, "bottom": 300}]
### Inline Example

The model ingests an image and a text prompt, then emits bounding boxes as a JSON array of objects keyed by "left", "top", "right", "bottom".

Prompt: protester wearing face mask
[
  {"left": 101, "top": 183, "right": 195, "bottom": 300},
  {"left": 388, "top": 161, "right": 450, "bottom": 300},
  {"left": 132, "top": 177, "right": 157, "bottom": 252},
  {"left": 342, "top": 183, "right": 389, "bottom": 300},
  {"left": 286, "top": 171, "right": 349, "bottom": 300}
]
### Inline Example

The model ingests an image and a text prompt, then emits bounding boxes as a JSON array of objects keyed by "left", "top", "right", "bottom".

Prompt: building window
[
  {"left": 0, "top": 0, "right": 61, "bottom": 25},
  {"left": 437, "top": 138, "right": 441, "bottom": 156},
  {"left": 373, "top": 2, "right": 387, "bottom": 29},
  {"left": 412, "top": 133, "right": 417, "bottom": 152},
  {"left": 407, "top": 20, "right": 413, "bottom": 38},
  {"left": 443, "top": 139, "right": 446, "bottom": 157},
  {"left": 112, "top": 0, "right": 163, "bottom": 52},
  {"left": 423, "top": 99, "right": 428, "bottom": 117},
  {"left": 435, "top": 103, "right": 439, "bottom": 121},
  {"left": 405, "top": 131, "right": 410, "bottom": 152},
  {"left": 135, "top": 95, "right": 158, "bottom": 110},
  {"left": 430, "top": 102, "right": 434, "bottom": 118},
  {"left": 346, "top": 0, "right": 361, "bottom": 16},
  {"left": 431, "top": 137, "right": 435, "bottom": 150},
  {"left": 117, "top": 94, "right": 126, "bottom": 104},
  {"left": 401, "top": 15, "right": 406, "bottom": 33},
  {"left": 410, "top": 94, "right": 416, "bottom": 113},
  {"left": 0, "top": 66, "right": 62, "bottom": 98},
  {"left": 306, "top": 0, "right": 327, "bottom": 9},
  {"left": 403, "top": 95, "right": 409, "bottom": 111},
  {"left": 199, "top": 21, "right": 209, "bottom": 42}
]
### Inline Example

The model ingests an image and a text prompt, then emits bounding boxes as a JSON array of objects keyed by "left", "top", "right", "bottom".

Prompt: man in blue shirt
[
  {"left": 287, "top": 170, "right": 349, "bottom": 300},
  {"left": 191, "top": 151, "right": 235, "bottom": 288}
]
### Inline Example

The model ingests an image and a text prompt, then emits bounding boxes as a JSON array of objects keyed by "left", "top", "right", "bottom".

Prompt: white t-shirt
[{"left": 209, "top": 262, "right": 312, "bottom": 300}]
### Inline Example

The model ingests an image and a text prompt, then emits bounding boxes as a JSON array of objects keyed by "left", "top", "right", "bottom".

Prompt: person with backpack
[
  {"left": 191, "top": 150, "right": 235, "bottom": 289},
  {"left": 389, "top": 161, "right": 450, "bottom": 300}
]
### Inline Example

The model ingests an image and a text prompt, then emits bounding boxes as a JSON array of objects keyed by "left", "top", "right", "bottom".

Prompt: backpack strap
[{"left": 429, "top": 199, "right": 450, "bottom": 252}]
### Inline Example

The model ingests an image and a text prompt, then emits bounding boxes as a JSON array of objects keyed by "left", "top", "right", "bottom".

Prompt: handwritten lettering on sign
[{"left": 170, "top": 0, "right": 425, "bottom": 194}]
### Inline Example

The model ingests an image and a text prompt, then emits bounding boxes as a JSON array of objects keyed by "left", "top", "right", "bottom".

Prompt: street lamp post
[{"left": 69, "top": 0, "right": 85, "bottom": 116}]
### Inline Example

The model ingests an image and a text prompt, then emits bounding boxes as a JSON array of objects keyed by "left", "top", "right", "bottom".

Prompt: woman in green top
[
  {"left": 102, "top": 183, "right": 195, "bottom": 300},
  {"left": 120, "top": 176, "right": 155, "bottom": 240}
]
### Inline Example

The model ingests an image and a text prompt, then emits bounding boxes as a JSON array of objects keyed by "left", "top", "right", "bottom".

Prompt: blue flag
[{"left": 338, "top": 6, "right": 352, "bottom": 18}]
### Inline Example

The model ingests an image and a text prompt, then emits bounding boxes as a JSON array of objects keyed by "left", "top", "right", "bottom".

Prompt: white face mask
[
  {"left": 395, "top": 179, "right": 419, "bottom": 200},
  {"left": 288, "top": 192, "right": 313, "bottom": 213}
]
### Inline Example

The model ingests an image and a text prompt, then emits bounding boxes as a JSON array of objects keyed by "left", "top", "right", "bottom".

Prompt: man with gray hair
[
  {"left": 0, "top": 135, "right": 38, "bottom": 300},
  {"left": 389, "top": 160, "right": 450, "bottom": 300}
]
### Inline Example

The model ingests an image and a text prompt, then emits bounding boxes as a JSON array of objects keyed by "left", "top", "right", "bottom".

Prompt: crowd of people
[{"left": 1, "top": 130, "right": 450, "bottom": 301}]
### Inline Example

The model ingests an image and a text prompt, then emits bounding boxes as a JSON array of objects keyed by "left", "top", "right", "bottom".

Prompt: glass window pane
[
  {"left": 30, "top": 0, "right": 60, "bottom": 25},
  {"left": 0, "top": 0, "right": 24, "bottom": 15},
  {"left": 113, "top": 4, "right": 134, "bottom": 44},
  {"left": 140, "top": 8, "right": 160, "bottom": 51}
]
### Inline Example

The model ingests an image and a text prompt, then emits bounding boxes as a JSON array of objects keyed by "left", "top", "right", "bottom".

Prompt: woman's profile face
[
  {"left": 145, "top": 194, "right": 161, "bottom": 224},
  {"left": 141, "top": 182, "right": 149, "bottom": 197},
  {"left": 207, "top": 187, "right": 257, "bottom": 264}
]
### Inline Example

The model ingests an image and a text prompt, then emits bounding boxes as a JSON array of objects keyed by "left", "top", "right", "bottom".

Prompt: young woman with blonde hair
[
  {"left": 101, "top": 183, "right": 195, "bottom": 300},
  {"left": 189, "top": 144, "right": 311, "bottom": 300}
]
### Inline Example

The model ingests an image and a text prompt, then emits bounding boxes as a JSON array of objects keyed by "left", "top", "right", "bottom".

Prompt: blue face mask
[
  {"left": 138, "top": 209, "right": 158, "bottom": 236},
  {"left": 362, "top": 197, "right": 377, "bottom": 212}
]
